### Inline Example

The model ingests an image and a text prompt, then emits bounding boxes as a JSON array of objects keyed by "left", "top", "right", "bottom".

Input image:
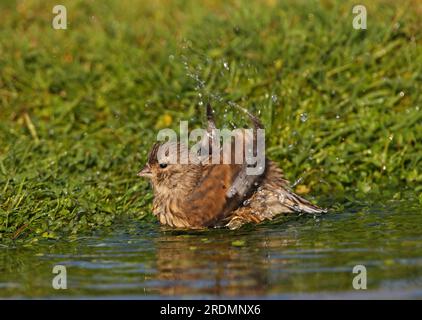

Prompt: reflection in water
[
  {"left": 154, "top": 231, "right": 290, "bottom": 296},
  {"left": 0, "top": 198, "right": 422, "bottom": 298}
]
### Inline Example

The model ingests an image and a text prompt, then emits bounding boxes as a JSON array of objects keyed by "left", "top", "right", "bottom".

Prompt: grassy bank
[{"left": 0, "top": 0, "right": 421, "bottom": 243}]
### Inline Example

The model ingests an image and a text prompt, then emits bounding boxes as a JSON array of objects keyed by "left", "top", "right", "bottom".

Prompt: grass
[{"left": 0, "top": 0, "right": 421, "bottom": 243}]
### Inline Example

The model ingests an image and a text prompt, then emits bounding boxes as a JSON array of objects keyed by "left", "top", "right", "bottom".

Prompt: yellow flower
[
  {"left": 296, "top": 184, "right": 310, "bottom": 195},
  {"left": 155, "top": 113, "right": 173, "bottom": 129}
]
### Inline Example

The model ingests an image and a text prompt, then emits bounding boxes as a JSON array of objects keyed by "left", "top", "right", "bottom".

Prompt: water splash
[{"left": 300, "top": 113, "right": 308, "bottom": 122}]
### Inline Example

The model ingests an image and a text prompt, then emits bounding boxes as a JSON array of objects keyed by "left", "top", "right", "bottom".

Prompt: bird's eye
[{"left": 159, "top": 163, "right": 168, "bottom": 169}]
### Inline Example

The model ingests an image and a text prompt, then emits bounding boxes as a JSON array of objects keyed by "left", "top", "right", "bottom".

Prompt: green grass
[{"left": 0, "top": 0, "right": 421, "bottom": 243}]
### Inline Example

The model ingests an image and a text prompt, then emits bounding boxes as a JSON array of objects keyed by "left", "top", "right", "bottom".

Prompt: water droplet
[
  {"left": 335, "top": 114, "right": 340, "bottom": 119},
  {"left": 223, "top": 61, "right": 229, "bottom": 70},
  {"left": 300, "top": 113, "right": 308, "bottom": 122},
  {"left": 292, "top": 177, "right": 303, "bottom": 187},
  {"left": 271, "top": 94, "right": 278, "bottom": 103}
]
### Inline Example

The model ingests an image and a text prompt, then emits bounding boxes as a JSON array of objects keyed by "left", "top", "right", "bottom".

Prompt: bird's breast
[{"left": 153, "top": 196, "right": 193, "bottom": 228}]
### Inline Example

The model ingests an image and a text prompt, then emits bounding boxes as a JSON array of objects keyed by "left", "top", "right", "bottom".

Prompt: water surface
[{"left": 1, "top": 195, "right": 421, "bottom": 299}]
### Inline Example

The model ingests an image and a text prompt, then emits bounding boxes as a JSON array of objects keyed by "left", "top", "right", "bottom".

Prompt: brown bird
[{"left": 138, "top": 103, "right": 326, "bottom": 229}]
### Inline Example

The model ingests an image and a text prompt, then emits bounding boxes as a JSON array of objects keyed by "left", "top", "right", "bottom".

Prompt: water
[{"left": 1, "top": 196, "right": 421, "bottom": 299}]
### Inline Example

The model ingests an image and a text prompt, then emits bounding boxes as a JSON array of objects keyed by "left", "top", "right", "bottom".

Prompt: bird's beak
[{"left": 137, "top": 165, "right": 152, "bottom": 178}]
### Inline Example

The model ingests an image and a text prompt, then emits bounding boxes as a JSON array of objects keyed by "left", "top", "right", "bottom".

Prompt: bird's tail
[{"left": 283, "top": 189, "right": 327, "bottom": 214}]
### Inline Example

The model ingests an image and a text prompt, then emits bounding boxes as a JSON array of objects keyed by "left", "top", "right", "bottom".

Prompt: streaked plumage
[{"left": 138, "top": 104, "right": 326, "bottom": 229}]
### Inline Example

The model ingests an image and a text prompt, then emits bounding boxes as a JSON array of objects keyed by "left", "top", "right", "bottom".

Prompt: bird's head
[{"left": 138, "top": 142, "right": 202, "bottom": 196}]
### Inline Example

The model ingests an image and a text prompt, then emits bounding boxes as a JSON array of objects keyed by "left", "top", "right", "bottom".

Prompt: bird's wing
[
  {"left": 179, "top": 103, "right": 267, "bottom": 227},
  {"left": 178, "top": 163, "right": 245, "bottom": 227},
  {"left": 203, "top": 103, "right": 266, "bottom": 200}
]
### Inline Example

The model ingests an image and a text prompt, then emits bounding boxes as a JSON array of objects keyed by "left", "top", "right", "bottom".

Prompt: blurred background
[{"left": 0, "top": 0, "right": 421, "bottom": 299}]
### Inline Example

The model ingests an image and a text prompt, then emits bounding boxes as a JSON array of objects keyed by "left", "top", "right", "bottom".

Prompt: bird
[{"left": 138, "top": 103, "right": 326, "bottom": 229}]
